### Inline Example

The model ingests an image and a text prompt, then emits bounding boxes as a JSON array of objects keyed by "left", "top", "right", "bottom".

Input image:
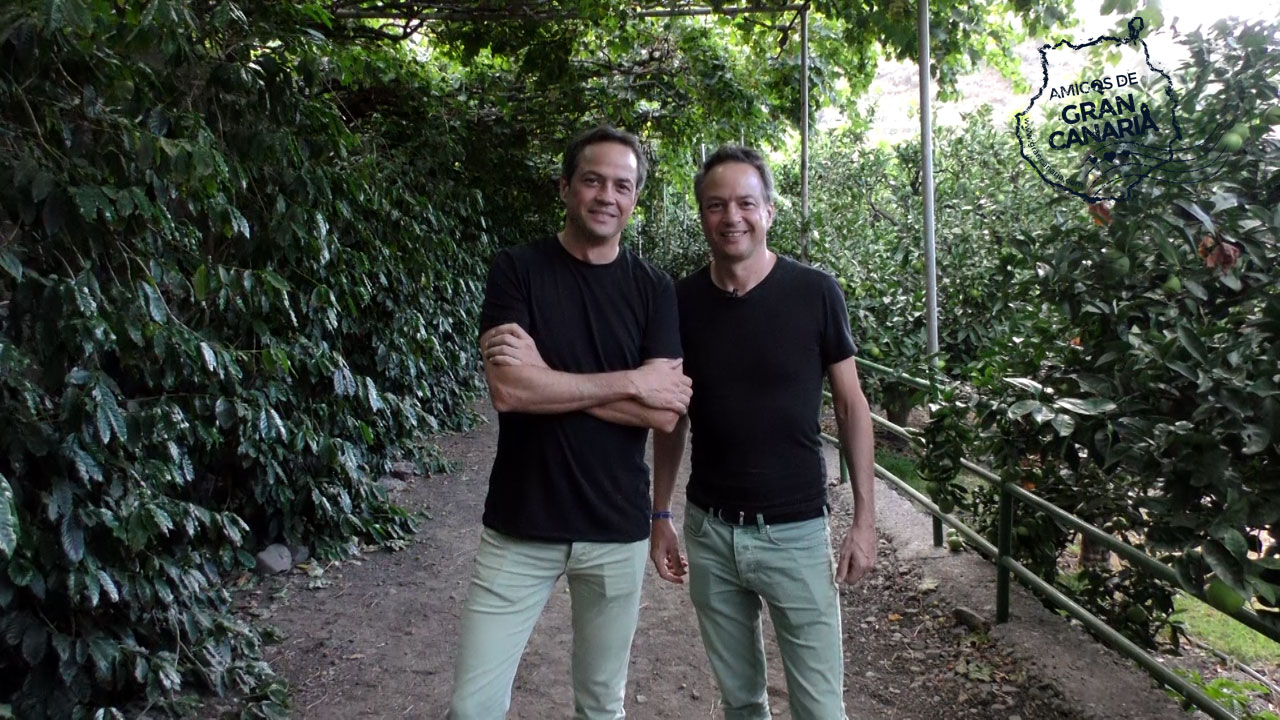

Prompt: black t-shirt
[
  {"left": 478, "top": 235, "right": 681, "bottom": 542},
  {"left": 676, "top": 255, "right": 856, "bottom": 516}
]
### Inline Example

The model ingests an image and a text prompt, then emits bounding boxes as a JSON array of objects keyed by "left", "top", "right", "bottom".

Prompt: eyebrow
[
  {"left": 581, "top": 171, "right": 635, "bottom": 184},
  {"left": 704, "top": 193, "right": 762, "bottom": 203}
]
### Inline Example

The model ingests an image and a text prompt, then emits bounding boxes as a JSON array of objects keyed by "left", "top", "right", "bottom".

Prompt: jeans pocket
[
  {"left": 763, "top": 517, "right": 830, "bottom": 550},
  {"left": 683, "top": 506, "right": 712, "bottom": 540}
]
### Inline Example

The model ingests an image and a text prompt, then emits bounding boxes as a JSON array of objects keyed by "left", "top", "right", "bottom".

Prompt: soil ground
[{"left": 203, "top": 407, "right": 1210, "bottom": 720}]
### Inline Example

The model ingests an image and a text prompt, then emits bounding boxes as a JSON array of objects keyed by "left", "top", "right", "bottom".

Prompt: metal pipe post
[
  {"left": 996, "top": 484, "right": 1014, "bottom": 623},
  {"left": 917, "top": 0, "right": 943, "bottom": 546}
]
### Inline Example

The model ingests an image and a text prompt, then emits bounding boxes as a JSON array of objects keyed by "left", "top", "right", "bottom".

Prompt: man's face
[
  {"left": 560, "top": 141, "right": 640, "bottom": 244},
  {"left": 698, "top": 161, "right": 775, "bottom": 263}
]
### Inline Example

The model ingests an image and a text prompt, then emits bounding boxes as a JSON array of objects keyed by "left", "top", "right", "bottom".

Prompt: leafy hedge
[
  {"left": 0, "top": 3, "right": 491, "bottom": 716},
  {"left": 925, "top": 19, "right": 1280, "bottom": 646},
  {"left": 781, "top": 17, "right": 1279, "bottom": 652}
]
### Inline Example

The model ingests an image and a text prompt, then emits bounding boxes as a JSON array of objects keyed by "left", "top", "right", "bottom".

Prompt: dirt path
[{"left": 217, "top": 407, "right": 1187, "bottom": 719}]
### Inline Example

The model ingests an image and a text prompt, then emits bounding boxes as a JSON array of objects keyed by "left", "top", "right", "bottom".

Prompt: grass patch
[
  {"left": 1174, "top": 593, "right": 1280, "bottom": 666},
  {"left": 875, "top": 449, "right": 924, "bottom": 493}
]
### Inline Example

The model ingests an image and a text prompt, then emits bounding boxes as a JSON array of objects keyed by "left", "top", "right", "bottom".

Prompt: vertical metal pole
[
  {"left": 918, "top": 0, "right": 943, "bottom": 547},
  {"left": 996, "top": 484, "right": 1014, "bottom": 623},
  {"left": 800, "top": 7, "right": 810, "bottom": 263},
  {"left": 917, "top": 0, "right": 938, "bottom": 358}
]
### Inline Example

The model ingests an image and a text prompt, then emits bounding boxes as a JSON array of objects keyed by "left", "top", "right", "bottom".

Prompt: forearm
[
  {"left": 486, "top": 364, "right": 635, "bottom": 414},
  {"left": 652, "top": 415, "right": 689, "bottom": 511},
  {"left": 586, "top": 400, "right": 680, "bottom": 432},
  {"left": 835, "top": 392, "right": 876, "bottom": 525}
]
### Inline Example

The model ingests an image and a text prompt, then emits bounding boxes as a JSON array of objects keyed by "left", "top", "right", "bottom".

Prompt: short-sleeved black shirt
[
  {"left": 676, "top": 256, "right": 856, "bottom": 516},
  {"left": 478, "top": 235, "right": 681, "bottom": 542}
]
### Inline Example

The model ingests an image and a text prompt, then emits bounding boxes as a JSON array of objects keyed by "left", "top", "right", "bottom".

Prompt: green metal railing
[{"left": 821, "top": 358, "right": 1280, "bottom": 720}]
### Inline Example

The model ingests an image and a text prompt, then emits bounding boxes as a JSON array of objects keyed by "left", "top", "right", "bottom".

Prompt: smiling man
[
  {"left": 448, "top": 126, "right": 691, "bottom": 719},
  {"left": 650, "top": 145, "right": 876, "bottom": 720}
]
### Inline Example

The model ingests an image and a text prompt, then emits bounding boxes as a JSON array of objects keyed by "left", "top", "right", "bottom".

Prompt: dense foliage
[
  {"left": 960, "top": 16, "right": 1280, "bottom": 644},
  {"left": 0, "top": 3, "right": 499, "bottom": 716},
  {"left": 799, "top": 16, "right": 1280, "bottom": 652}
]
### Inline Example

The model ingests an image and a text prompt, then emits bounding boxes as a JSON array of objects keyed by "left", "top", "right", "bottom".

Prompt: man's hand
[
  {"left": 835, "top": 520, "right": 875, "bottom": 585},
  {"left": 630, "top": 359, "right": 692, "bottom": 414},
  {"left": 649, "top": 518, "right": 688, "bottom": 584},
  {"left": 481, "top": 323, "right": 548, "bottom": 367}
]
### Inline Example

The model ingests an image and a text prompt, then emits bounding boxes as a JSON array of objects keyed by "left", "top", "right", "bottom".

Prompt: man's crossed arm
[{"left": 479, "top": 323, "right": 690, "bottom": 432}]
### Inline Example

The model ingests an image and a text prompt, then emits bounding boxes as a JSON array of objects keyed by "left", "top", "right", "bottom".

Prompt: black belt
[{"left": 692, "top": 500, "right": 827, "bottom": 526}]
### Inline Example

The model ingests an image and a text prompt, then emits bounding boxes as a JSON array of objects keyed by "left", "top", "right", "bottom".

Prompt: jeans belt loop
[
  {"left": 737, "top": 510, "right": 745, "bottom": 526},
  {"left": 756, "top": 513, "right": 766, "bottom": 531}
]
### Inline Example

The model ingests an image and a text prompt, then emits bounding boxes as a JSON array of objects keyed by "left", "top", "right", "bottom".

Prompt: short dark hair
[
  {"left": 694, "top": 145, "right": 775, "bottom": 207},
  {"left": 561, "top": 125, "right": 648, "bottom": 190}
]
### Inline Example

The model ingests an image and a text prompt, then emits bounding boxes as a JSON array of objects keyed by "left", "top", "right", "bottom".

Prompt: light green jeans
[
  {"left": 448, "top": 528, "right": 648, "bottom": 720},
  {"left": 684, "top": 503, "right": 848, "bottom": 720}
]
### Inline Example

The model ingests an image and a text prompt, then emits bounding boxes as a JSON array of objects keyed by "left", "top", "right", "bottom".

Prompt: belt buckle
[{"left": 716, "top": 508, "right": 745, "bottom": 526}]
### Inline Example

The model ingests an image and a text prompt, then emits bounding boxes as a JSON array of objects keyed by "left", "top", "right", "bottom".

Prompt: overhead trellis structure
[
  {"left": 329, "top": 1, "right": 808, "bottom": 22},
  {"left": 324, "top": 0, "right": 941, "bottom": 364}
]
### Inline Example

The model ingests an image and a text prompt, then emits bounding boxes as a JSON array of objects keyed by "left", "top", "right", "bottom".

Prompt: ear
[
  {"left": 559, "top": 176, "right": 569, "bottom": 202},
  {"left": 763, "top": 202, "right": 776, "bottom": 228}
]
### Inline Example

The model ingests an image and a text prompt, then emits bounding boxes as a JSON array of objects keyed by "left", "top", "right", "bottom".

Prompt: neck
[
  {"left": 710, "top": 249, "right": 776, "bottom": 295},
  {"left": 558, "top": 228, "right": 620, "bottom": 264}
]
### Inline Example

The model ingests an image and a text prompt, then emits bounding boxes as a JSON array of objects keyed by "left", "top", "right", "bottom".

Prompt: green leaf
[
  {"left": 70, "top": 186, "right": 105, "bottom": 221},
  {"left": 65, "top": 442, "right": 102, "bottom": 483},
  {"left": 1008, "top": 399, "right": 1039, "bottom": 418},
  {"left": 1203, "top": 539, "right": 1246, "bottom": 593},
  {"left": 1241, "top": 424, "right": 1270, "bottom": 455},
  {"left": 99, "top": 392, "right": 126, "bottom": 444},
  {"left": 0, "top": 250, "right": 21, "bottom": 281},
  {"left": 215, "top": 397, "right": 236, "bottom": 428},
  {"left": 1050, "top": 413, "right": 1076, "bottom": 436},
  {"left": 1006, "top": 377, "right": 1045, "bottom": 395},
  {"left": 1218, "top": 528, "right": 1249, "bottom": 562},
  {"left": 193, "top": 264, "right": 209, "bottom": 301},
  {"left": 148, "top": 506, "right": 174, "bottom": 535},
  {"left": 139, "top": 281, "right": 167, "bottom": 324},
  {"left": 1053, "top": 397, "right": 1117, "bottom": 415},
  {"left": 199, "top": 342, "right": 217, "bottom": 373},
  {"left": 1174, "top": 199, "right": 1214, "bottom": 233},
  {"left": 0, "top": 475, "right": 16, "bottom": 558},
  {"left": 97, "top": 570, "right": 119, "bottom": 604},
  {"left": 87, "top": 633, "right": 117, "bottom": 681},
  {"left": 364, "top": 377, "right": 382, "bottom": 412},
  {"left": 1183, "top": 278, "right": 1208, "bottom": 300},
  {"left": 1030, "top": 404, "right": 1056, "bottom": 424},
  {"left": 266, "top": 407, "right": 285, "bottom": 439},
  {"left": 1176, "top": 326, "right": 1208, "bottom": 364},
  {"left": 96, "top": 402, "right": 113, "bottom": 445},
  {"left": 60, "top": 514, "right": 85, "bottom": 564},
  {"left": 7, "top": 557, "right": 36, "bottom": 589}
]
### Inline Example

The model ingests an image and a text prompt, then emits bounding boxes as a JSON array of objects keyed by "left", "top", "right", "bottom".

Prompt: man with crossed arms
[
  {"left": 449, "top": 126, "right": 690, "bottom": 719},
  {"left": 650, "top": 145, "right": 877, "bottom": 720}
]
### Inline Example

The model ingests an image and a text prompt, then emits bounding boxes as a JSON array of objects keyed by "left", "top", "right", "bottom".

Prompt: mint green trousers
[
  {"left": 684, "top": 503, "right": 848, "bottom": 720},
  {"left": 448, "top": 528, "right": 648, "bottom": 720}
]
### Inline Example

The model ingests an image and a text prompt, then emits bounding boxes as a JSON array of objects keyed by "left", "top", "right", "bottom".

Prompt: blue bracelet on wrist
[{"left": 651, "top": 510, "right": 673, "bottom": 520}]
